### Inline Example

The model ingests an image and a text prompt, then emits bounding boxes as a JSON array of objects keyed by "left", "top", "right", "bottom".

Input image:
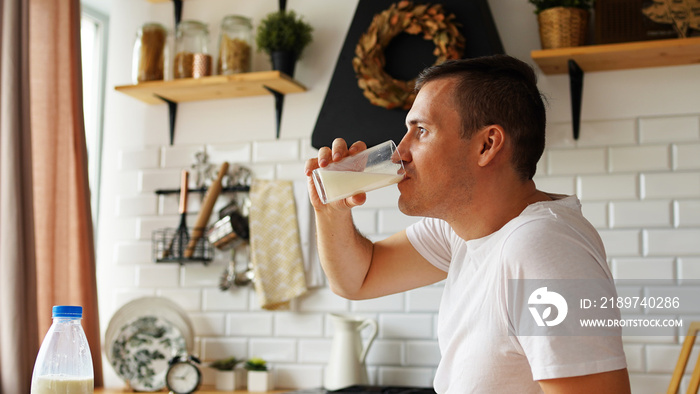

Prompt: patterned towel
[{"left": 249, "top": 179, "right": 308, "bottom": 310}]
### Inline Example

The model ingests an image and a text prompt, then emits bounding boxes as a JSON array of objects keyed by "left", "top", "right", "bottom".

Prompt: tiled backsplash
[{"left": 104, "top": 113, "right": 700, "bottom": 390}]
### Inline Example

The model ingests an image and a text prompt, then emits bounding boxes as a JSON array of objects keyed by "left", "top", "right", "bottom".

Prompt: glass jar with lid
[
  {"left": 174, "top": 20, "right": 212, "bottom": 79},
  {"left": 217, "top": 15, "right": 253, "bottom": 75},
  {"left": 132, "top": 22, "right": 168, "bottom": 83}
]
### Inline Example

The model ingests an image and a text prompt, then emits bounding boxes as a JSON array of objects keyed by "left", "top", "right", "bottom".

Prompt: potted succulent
[
  {"left": 255, "top": 9, "right": 313, "bottom": 77},
  {"left": 209, "top": 356, "right": 243, "bottom": 391},
  {"left": 528, "top": 0, "right": 593, "bottom": 49},
  {"left": 245, "top": 357, "right": 272, "bottom": 391}
]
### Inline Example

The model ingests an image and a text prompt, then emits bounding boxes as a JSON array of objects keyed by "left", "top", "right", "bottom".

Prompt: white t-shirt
[{"left": 406, "top": 195, "right": 627, "bottom": 393}]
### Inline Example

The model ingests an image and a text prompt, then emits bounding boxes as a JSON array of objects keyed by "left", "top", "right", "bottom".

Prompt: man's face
[{"left": 396, "top": 77, "right": 476, "bottom": 219}]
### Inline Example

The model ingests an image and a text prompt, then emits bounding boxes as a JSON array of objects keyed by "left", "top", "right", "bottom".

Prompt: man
[{"left": 305, "top": 55, "right": 630, "bottom": 393}]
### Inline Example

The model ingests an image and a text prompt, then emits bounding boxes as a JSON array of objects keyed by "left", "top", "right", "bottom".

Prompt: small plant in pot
[
  {"left": 255, "top": 9, "right": 313, "bottom": 77},
  {"left": 245, "top": 357, "right": 272, "bottom": 391},
  {"left": 528, "top": 0, "right": 593, "bottom": 49},
  {"left": 209, "top": 356, "right": 242, "bottom": 390}
]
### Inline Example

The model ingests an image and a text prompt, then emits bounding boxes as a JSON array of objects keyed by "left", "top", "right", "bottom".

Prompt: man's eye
[{"left": 417, "top": 127, "right": 426, "bottom": 135}]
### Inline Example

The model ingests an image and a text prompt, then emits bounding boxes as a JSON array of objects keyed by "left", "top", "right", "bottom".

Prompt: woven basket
[{"left": 537, "top": 7, "right": 589, "bottom": 49}]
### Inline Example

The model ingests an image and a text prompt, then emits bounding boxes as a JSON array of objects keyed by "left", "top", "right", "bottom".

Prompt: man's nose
[{"left": 396, "top": 135, "right": 412, "bottom": 163}]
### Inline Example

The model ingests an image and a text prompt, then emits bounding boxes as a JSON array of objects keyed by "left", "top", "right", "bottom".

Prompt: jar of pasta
[
  {"left": 132, "top": 22, "right": 168, "bottom": 83},
  {"left": 173, "top": 20, "right": 212, "bottom": 79},
  {"left": 217, "top": 15, "right": 253, "bottom": 75}
]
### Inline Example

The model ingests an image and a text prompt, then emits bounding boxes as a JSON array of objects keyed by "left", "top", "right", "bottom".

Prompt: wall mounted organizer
[
  {"left": 531, "top": 36, "right": 700, "bottom": 140},
  {"left": 120, "top": 0, "right": 305, "bottom": 142}
]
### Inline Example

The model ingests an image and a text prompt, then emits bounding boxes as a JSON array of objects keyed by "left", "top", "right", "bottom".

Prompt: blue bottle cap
[{"left": 52, "top": 305, "right": 83, "bottom": 318}]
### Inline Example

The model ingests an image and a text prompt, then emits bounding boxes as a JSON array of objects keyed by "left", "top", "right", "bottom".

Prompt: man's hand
[{"left": 304, "top": 138, "right": 368, "bottom": 210}]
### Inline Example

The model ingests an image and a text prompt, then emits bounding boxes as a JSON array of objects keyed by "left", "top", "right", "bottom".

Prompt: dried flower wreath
[{"left": 352, "top": 1, "right": 465, "bottom": 110}]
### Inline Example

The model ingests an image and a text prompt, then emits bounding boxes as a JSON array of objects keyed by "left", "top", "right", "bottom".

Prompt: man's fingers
[
  {"left": 304, "top": 157, "right": 319, "bottom": 177},
  {"left": 345, "top": 193, "right": 367, "bottom": 208},
  {"left": 348, "top": 140, "right": 367, "bottom": 155},
  {"left": 317, "top": 146, "right": 332, "bottom": 168},
  {"left": 331, "top": 138, "right": 349, "bottom": 162}
]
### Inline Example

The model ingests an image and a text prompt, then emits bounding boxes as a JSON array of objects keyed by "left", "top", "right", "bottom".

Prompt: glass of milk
[{"left": 312, "top": 140, "right": 405, "bottom": 204}]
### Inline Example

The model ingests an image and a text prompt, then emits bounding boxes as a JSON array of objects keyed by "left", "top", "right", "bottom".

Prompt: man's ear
[{"left": 477, "top": 125, "right": 506, "bottom": 168}]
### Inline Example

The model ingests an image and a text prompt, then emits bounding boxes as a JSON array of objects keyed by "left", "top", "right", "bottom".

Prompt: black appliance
[{"left": 285, "top": 385, "right": 437, "bottom": 394}]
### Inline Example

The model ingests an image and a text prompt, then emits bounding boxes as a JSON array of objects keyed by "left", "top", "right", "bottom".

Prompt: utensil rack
[
  {"left": 154, "top": 184, "right": 250, "bottom": 195},
  {"left": 152, "top": 184, "right": 249, "bottom": 264},
  {"left": 152, "top": 227, "right": 214, "bottom": 264}
]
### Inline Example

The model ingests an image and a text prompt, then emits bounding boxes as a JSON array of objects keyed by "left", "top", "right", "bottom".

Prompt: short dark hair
[{"left": 415, "top": 55, "right": 547, "bottom": 180}]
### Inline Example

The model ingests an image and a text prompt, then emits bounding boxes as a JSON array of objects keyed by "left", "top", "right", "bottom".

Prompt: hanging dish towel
[
  {"left": 249, "top": 179, "right": 308, "bottom": 310},
  {"left": 293, "top": 180, "right": 325, "bottom": 288}
]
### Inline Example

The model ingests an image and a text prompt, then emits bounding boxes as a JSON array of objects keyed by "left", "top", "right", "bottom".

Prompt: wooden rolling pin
[{"left": 184, "top": 161, "right": 229, "bottom": 258}]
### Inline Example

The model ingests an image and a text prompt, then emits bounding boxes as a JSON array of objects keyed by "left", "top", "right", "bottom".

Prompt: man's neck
[{"left": 447, "top": 179, "right": 551, "bottom": 242}]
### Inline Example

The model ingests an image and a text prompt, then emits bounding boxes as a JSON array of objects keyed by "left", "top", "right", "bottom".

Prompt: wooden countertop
[{"left": 96, "top": 387, "right": 287, "bottom": 393}]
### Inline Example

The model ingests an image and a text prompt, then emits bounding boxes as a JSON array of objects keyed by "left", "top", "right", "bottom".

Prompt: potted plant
[
  {"left": 528, "top": 0, "right": 593, "bottom": 49},
  {"left": 245, "top": 357, "right": 272, "bottom": 391},
  {"left": 209, "top": 356, "right": 243, "bottom": 391},
  {"left": 255, "top": 9, "right": 313, "bottom": 77}
]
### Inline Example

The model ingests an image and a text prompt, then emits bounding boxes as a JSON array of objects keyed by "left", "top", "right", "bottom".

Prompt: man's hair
[{"left": 415, "top": 55, "right": 547, "bottom": 180}]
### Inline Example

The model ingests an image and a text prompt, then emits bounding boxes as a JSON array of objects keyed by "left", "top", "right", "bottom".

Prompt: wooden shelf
[
  {"left": 114, "top": 71, "right": 306, "bottom": 105},
  {"left": 531, "top": 37, "right": 700, "bottom": 75}
]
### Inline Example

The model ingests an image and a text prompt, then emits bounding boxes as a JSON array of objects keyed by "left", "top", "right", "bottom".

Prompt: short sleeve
[{"left": 405, "top": 217, "right": 452, "bottom": 272}]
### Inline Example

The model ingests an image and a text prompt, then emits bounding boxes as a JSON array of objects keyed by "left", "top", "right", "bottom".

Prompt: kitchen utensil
[
  {"left": 325, "top": 313, "right": 378, "bottom": 390},
  {"left": 165, "top": 170, "right": 189, "bottom": 258},
  {"left": 218, "top": 241, "right": 254, "bottom": 289},
  {"left": 218, "top": 248, "right": 237, "bottom": 291},
  {"left": 185, "top": 161, "right": 229, "bottom": 257},
  {"left": 207, "top": 210, "right": 250, "bottom": 250},
  {"left": 233, "top": 260, "right": 255, "bottom": 286}
]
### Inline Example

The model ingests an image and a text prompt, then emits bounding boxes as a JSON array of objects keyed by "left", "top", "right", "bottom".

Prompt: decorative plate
[{"left": 110, "top": 316, "right": 187, "bottom": 391}]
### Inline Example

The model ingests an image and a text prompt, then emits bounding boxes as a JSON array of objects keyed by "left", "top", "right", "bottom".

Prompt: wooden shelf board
[
  {"left": 114, "top": 71, "right": 306, "bottom": 105},
  {"left": 531, "top": 37, "right": 700, "bottom": 75}
]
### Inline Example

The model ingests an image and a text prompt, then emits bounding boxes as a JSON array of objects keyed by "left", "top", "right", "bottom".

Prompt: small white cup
[{"left": 312, "top": 140, "right": 405, "bottom": 204}]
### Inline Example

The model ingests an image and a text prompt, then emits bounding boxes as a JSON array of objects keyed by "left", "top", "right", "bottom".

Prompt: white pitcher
[{"left": 324, "top": 313, "right": 378, "bottom": 390}]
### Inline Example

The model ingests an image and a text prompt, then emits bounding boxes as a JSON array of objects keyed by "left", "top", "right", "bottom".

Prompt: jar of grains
[
  {"left": 132, "top": 22, "right": 168, "bottom": 83},
  {"left": 217, "top": 15, "right": 253, "bottom": 75},
  {"left": 173, "top": 20, "right": 212, "bottom": 79}
]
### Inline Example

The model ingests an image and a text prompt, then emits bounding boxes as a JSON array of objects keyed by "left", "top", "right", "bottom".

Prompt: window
[{"left": 80, "top": 4, "right": 108, "bottom": 229}]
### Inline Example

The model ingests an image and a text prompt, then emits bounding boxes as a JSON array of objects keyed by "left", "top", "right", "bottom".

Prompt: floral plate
[{"left": 110, "top": 315, "right": 187, "bottom": 391}]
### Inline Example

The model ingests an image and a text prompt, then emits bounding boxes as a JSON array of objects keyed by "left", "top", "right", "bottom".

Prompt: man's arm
[
  {"left": 538, "top": 368, "right": 631, "bottom": 394},
  {"left": 306, "top": 139, "right": 446, "bottom": 300}
]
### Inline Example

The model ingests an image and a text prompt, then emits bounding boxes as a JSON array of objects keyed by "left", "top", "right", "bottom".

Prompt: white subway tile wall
[
  {"left": 118, "top": 147, "right": 160, "bottom": 171},
  {"left": 109, "top": 108, "right": 700, "bottom": 390},
  {"left": 675, "top": 143, "right": 700, "bottom": 170}
]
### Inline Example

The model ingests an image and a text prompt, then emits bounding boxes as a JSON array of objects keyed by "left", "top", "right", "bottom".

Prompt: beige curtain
[
  {"left": 0, "top": 0, "right": 103, "bottom": 390},
  {"left": 0, "top": 0, "right": 40, "bottom": 392}
]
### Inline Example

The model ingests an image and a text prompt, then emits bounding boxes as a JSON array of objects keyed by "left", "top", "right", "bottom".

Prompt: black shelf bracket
[
  {"left": 172, "top": 0, "right": 183, "bottom": 26},
  {"left": 568, "top": 59, "right": 584, "bottom": 140},
  {"left": 264, "top": 86, "right": 285, "bottom": 139},
  {"left": 268, "top": 0, "right": 288, "bottom": 139},
  {"left": 155, "top": 95, "right": 178, "bottom": 145}
]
